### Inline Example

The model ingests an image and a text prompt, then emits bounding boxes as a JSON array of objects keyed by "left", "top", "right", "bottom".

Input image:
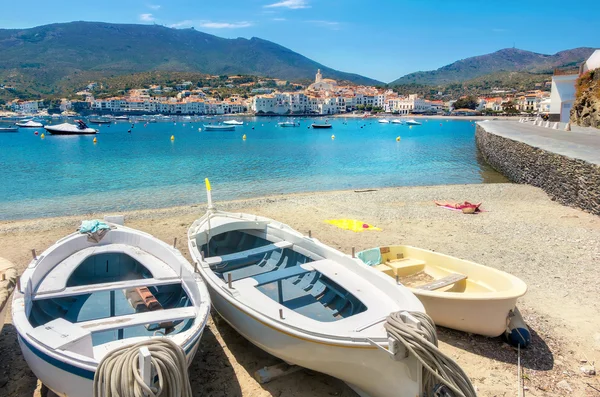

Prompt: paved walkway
[{"left": 477, "top": 120, "right": 600, "bottom": 164}]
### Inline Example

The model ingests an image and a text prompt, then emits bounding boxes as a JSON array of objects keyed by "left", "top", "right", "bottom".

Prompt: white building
[
  {"left": 11, "top": 100, "right": 40, "bottom": 114},
  {"left": 549, "top": 49, "right": 600, "bottom": 122}
]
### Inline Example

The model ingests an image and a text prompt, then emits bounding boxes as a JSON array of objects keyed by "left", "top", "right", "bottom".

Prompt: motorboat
[
  {"left": 391, "top": 119, "right": 405, "bottom": 124},
  {"left": 405, "top": 119, "right": 422, "bottom": 126},
  {"left": 114, "top": 115, "right": 129, "bottom": 121},
  {"left": 378, "top": 119, "right": 390, "bottom": 124},
  {"left": 357, "top": 245, "right": 528, "bottom": 337},
  {"left": 278, "top": 121, "right": 299, "bottom": 127},
  {"left": 16, "top": 120, "right": 43, "bottom": 128},
  {"left": 185, "top": 182, "right": 468, "bottom": 397},
  {"left": 223, "top": 120, "right": 244, "bottom": 125},
  {"left": 204, "top": 125, "right": 235, "bottom": 131},
  {"left": 44, "top": 120, "right": 98, "bottom": 135},
  {"left": 88, "top": 118, "right": 112, "bottom": 125},
  {"left": 0, "top": 258, "right": 17, "bottom": 333},
  {"left": 0, "top": 125, "right": 19, "bottom": 132},
  {"left": 311, "top": 123, "right": 332, "bottom": 129},
  {"left": 12, "top": 218, "right": 211, "bottom": 397}
]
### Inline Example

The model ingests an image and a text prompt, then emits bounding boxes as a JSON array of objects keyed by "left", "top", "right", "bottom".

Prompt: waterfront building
[{"left": 10, "top": 100, "right": 40, "bottom": 114}]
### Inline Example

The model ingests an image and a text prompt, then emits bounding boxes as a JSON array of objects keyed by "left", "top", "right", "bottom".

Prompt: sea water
[{"left": 0, "top": 117, "right": 505, "bottom": 220}]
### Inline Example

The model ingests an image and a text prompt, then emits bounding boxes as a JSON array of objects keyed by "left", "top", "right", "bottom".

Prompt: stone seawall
[{"left": 476, "top": 124, "right": 600, "bottom": 215}]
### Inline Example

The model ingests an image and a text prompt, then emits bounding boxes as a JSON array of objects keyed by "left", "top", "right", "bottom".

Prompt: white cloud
[
  {"left": 198, "top": 21, "right": 253, "bottom": 29},
  {"left": 272, "top": 18, "right": 287, "bottom": 21},
  {"left": 169, "top": 20, "right": 194, "bottom": 28},
  {"left": 306, "top": 20, "right": 340, "bottom": 29},
  {"left": 139, "top": 13, "right": 155, "bottom": 22},
  {"left": 264, "top": 0, "right": 309, "bottom": 9},
  {"left": 148, "top": 4, "right": 161, "bottom": 10}
]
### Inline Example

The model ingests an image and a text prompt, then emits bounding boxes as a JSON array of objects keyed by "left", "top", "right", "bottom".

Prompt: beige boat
[
  {"left": 0, "top": 258, "right": 18, "bottom": 332},
  {"left": 357, "top": 245, "right": 527, "bottom": 337}
]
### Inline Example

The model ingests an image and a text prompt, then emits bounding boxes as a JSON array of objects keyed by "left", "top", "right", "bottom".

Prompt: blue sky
[{"left": 1, "top": 0, "right": 598, "bottom": 82}]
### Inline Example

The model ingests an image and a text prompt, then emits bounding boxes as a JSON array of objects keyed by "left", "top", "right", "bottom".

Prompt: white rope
[
  {"left": 384, "top": 311, "right": 477, "bottom": 397},
  {"left": 93, "top": 338, "right": 193, "bottom": 397}
]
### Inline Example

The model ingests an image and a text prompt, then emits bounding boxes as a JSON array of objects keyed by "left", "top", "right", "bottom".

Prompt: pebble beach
[{"left": 1, "top": 183, "right": 599, "bottom": 396}]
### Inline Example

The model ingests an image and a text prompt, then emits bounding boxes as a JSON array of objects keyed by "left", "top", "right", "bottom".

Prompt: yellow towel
[{"left": 324, "top": 219, "right": 381, "bottom": 232}]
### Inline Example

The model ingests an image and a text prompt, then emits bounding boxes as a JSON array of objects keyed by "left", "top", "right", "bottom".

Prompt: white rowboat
[{"left": 12, "top": 219, "right": 211, "bottom": 396}]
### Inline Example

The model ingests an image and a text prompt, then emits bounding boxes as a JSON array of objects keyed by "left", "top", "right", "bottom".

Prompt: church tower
[{"left": 315, "top": 69, "right": 323, "bottom": 83}]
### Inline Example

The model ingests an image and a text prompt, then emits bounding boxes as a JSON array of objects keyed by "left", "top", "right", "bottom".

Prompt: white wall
[{"left": 549, "top": 75, "right": 578, "bottom": 114}]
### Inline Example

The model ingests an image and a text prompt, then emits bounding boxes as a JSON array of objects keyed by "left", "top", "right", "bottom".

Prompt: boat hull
[
  {"left": 17, "top": 330, "right": 203, "bottom": 397},
  {"left": 207, "top": 282, "right": 419, "bottom": 397},
  {"left": 311, "top": 124, "right": 332, "bottom": 129},
  {"left": 44, "top": 129, "right": 97, "bottom": 135},
  {"left": 0, "top": 127, "right": 19, "bottom": 132}
]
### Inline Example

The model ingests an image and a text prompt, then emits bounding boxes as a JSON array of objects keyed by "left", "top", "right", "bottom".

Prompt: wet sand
[{"left": 1, "top": 183, "right": 599, "bottom": 396}]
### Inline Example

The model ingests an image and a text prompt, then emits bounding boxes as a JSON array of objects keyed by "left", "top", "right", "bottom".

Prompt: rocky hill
[{"left": 572, "top": 69, "right": 600, "bottom": 128}]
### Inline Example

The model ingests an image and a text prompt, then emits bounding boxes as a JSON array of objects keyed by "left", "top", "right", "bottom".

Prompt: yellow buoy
[
  {"left": 409, "top": 125, "right": 412, "bottom": 129},
  {"left": 93, "top": 137, "right": 97, "bottom": 143},
  {"left": 41, "top": 133, "right": 45, "bottom": 139},
  {"left": 242, "top": 134, "right": 247, "bottom": 140},
  {"left": 170, "top": 135, "right": 175, "bottom": 141},
  {"left": 396, "top": 136, "right": 401, "bottom": 141},
  {"left": 331, "top": 135, "right": 335, "bottom": 140}
]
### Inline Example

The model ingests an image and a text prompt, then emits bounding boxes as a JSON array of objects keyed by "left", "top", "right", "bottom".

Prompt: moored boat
[
  {"left": 278, "top": 121, "right": 299, "bottom": 127},
  {"left": 88, "top": 118, "right": 112, "bottom": 125},
  {"left": 12, "top": 218, "right": 211, "bottom": 396},
  {"left": 357, "top": 245, "right": 528, "bottom": 337},
  {"left": 405, "top": 119, "right": 421, "bottom": 125},
  {"left": 44, "top": 120, "right": 98, "bottom": 135},
  {"left": 187, "top": 181, "right": 476, "bottom": 397},
  {"left": 204, "top": 124, "right": 235, "bottom": 131},
  {"left": 378, "top": 119, "right": 390, "bottom": 124},
  {"left": 113, "top": 115, "right": 129, "bottom": 121},
  {"left": 16, "top": 120, "right": 44, "bottom": 128},
  {"left": 311, "top": 123, "right": 332, "bottom": 129},
  {"left": 223, "top": 120, "right": 244, "bottom": 125},
  {"left": 391, "top": 119, "right": 404, "bottom": 124},
  {"left": 0, "top": 125, "right": 19, "bottom": 132}
]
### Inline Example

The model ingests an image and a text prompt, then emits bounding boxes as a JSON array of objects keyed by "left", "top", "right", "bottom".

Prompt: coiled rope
[
  {"left": 384, "top": 311, "right": 477, "bottom": 397},
  {"left": 93, "top": 338, "right": 192, "bottom": 397}
]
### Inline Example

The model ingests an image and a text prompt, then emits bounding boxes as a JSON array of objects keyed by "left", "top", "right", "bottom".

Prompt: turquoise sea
[{"left": 0, "top": 117, "right": 505, "bottom": 220}]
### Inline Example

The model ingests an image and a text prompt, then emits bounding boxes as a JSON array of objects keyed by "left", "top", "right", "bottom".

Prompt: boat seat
[
  {"left": 35, "top": 244, "right": 179, "bottom": 295},
  {"left": 32, "top": 277, "right": 181, "bottom": 300},
  {"left": 373, "top": 264, "right": 394, "bottom": 277},
  {"left": 386, "top": 258, "right": 426, "bottom": 271},
  {"left": 417, "top": 273, "right": 467, "bottom": 291},
  {"left": 253, "top": 264, "right": 314, "bottom": 286},
  {"left": 77, "top": 306, "right": 196, "bottom": 333},
  {"left": 205, "top": 241, "right": 292, "bottom": 267}
]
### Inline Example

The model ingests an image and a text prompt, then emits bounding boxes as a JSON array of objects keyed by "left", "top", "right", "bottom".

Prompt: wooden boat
[
  {"left": 204, "top": 124, "right": 235, "bottom": 131},
  {"left": 311, "top": 123, "right": 332, "bottom": 129},
  {"left": 0, "top": 126, "right": 19, "bottom": 132},
  {"left": 0, "top": 258, "right": 17, "bottom": 333},
  {"left": 357, "top": 245, "right": 527, "bottom": 337},
  {"left": 12, "top": 218, "right": 211, "bottom": 396},
  {"left": 44, "top": 120, "right": 97, "bottom": 135},
  {"left": 187, "top": 184, "right": 433, "bottom": 397}
]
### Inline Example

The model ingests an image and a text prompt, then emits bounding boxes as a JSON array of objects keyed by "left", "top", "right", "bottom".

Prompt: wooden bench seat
[
  {"left": 205, "top": 241, "right": 292, "bottom": 267},
  {"left": 253, "top": 264, "right": 313, "bottom": 286},
  {"left": 77, "top": 306, "right": 196, "bottom": 333},
  {"left": 416, "top": 273, "right": 467, "bottom": 291}
]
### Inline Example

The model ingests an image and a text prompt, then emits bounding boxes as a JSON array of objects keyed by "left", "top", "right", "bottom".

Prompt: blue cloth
[
  {"left": 357, "top": 248, "right": 382, "bottom": 266},
  {"left": 79, "top": 220, "right": 111, "bottom": 234}
]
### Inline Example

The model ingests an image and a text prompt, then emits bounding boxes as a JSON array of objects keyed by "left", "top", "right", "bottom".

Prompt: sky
[{"left": 1, "top": 0, "right": 599, "bottom": 82}]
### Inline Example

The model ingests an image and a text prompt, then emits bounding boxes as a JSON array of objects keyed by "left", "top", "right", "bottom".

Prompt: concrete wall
[{"left": 476, "top": 125, "right": 600, "bottom": 215}]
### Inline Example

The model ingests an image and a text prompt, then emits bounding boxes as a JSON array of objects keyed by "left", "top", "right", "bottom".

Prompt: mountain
[
  {"left": 391, "top": 47, "right": 595, "bottom": 86},
  {"left": 0, "top": 21, "right": 381, "bottom": 96}
]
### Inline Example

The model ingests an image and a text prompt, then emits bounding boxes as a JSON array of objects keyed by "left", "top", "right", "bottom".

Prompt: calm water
[{"left": 0, "top": 117, "right": 505, "bottom": 220}]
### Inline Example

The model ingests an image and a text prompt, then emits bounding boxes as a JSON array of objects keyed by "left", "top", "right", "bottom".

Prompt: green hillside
[
  {"left": 0, "top": 21, "right": 381, "bottom": 98},
  {"left": 391, "top": 47, "right": 594, "bottom": 86}
]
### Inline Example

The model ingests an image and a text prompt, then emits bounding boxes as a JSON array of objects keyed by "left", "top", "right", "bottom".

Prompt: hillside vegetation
[
  {"left": 391, "top": 47, "right": 594, "bottom": 85},
  {"left": 0, "top": 21, "right": 380, "bottom": 98},
  {"left": 572, "top": 69, "right": 600, "bottom": 128}
]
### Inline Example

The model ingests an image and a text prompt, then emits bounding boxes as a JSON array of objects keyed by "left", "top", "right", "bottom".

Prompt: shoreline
[
  {"left": 0, "top": 182, "right": 510, "bottom": 226},
  {"left": 1, "top": 183, "right": 599, "bottom": 396}
]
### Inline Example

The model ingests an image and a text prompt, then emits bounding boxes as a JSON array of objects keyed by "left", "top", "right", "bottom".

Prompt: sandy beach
[{"left": 1, "top": 183, "right": 599, "bottom": 396}]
